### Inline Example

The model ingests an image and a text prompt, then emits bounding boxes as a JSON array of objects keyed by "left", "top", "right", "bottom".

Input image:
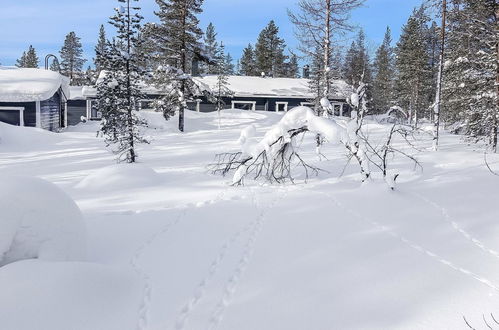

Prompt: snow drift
[
  {"left": 0, "top": 176, "right": 86, "bottom": 267},
  {"left": 0, "top": 260, "right": 141, "bottom": 330},
  {"left": 0, "top": 121, "right": 59, "bottom": 150},
  {"left": 76, "top": 163, "right": 163, "bottom": 191}
]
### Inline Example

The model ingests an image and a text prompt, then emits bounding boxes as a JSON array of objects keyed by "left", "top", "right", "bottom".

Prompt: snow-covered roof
[
  {"left": 0, "top": 67, "right": 70, "bottom": 102},
  {"left": 193, "top": 75, "right": 351, "bottom": 99},
  {"left": 69, "top": 86, "right": 85, "bottom": 100}
]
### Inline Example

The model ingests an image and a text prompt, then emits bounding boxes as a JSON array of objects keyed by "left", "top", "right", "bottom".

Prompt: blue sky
[{"left": 0, "top": 0, "right": 424, "bottom": 67}]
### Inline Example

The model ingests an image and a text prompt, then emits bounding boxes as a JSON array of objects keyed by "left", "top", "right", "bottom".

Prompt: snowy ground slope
[{"left": 1, "top": 109, "right": 499, "bottom": 329}]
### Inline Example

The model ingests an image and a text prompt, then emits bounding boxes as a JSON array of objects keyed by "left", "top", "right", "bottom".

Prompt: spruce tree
[
  {"left": 395, "top": 6, "right": 433, "bottom": 126},
  {"left": 16, "top": 52, "right": 27, "bottom": 68},
  {"left": 214, "top": 43, "right": 233, "bottom": 118},
  {"left": 94, "top": 25, "right": 108, "bottom": 74},
  {"left": 372, "top": 27, "right": 395, "bottom": 113},
  {"left": 149, "top": 0, "right": 204, "bottom": 132},
  {"left": 202, "top": 22, "right": 218, "bottom": 74},
  {"left": 343, "top": 30, "right": 373, "bottom": 109},
  {"left": 60, "top": 32, "right": 87, "bottom": 85},
  {"left": 98, "top": 0, "right": 148, "bottom": 163},
  {"left": 254, "top": 20, "right": 288, "bottom": 77},
  {"left": 224, "top": 53, "right": 235, "bottom": 75},
  {"left": 240, "top": 44, "right": 257, "bottom": 76},
  {"left": 17, "top": 46, "right": 39, "bottom": 68},
  {"left": 286, "top": 53, "right": 300, "bottom": 78}
]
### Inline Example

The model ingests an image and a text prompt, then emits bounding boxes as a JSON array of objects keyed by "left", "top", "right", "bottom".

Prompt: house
[
  {"left": 65, "top": 75, "right": 351, "bottom": 126},
  {"left": 191, "top": 75, "right": 352, "bottom": 115},
  {"left": 0, "top": 67, "right": 69, "bottom": 131}
]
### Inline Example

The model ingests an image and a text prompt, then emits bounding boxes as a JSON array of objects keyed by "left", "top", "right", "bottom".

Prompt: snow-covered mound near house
[
  {"left": 0, "top": 176, "right": 86, "bottom": 267},
  {"left": 0, "top": 66, "right": 69, "bottom": 102},
  {"left": 0, "top": 260, "right": 141, "bottom": 330},
  {"left": 0, "top": 121, "right": 60, "bottom": 150},
  {"left": 76, "top": 163, "right": 163, "bottom": 191}
]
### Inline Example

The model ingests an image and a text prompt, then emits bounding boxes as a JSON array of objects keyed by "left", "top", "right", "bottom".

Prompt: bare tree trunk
[{"left": 433, "top": 0, "right": 447, "bottom": 151}]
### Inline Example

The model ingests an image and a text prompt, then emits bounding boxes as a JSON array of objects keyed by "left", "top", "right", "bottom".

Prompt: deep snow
[{"left": 1, "top": 109, "right": 499, "bottom": 329}]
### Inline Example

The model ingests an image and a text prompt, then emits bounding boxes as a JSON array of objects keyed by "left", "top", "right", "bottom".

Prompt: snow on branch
[{"left": 210, "top": 106, "right": 346, "bottom": 185}]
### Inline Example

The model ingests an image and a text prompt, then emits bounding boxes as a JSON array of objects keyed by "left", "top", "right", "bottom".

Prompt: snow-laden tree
[
  {"left": 98, "top": 0, "right": 148, "bottom": 163},
  {"left": 59, "top": 32, "right": 87, "bottom": 85},
  {"left": 442, "top": 0, "right": 498, "bottom": 152},
  {"left": 211, "top": 106, "right": 346, "bottom": 185},
  {"left": 289, "top": 0, "right": 365, "bottom": 104},
  {"left": 240, "top": 44, "right": 257, "bottom": 76},
  {"left": 147, "top": 0, "right": 204, "bottom": 132},
  {"left": 372, "top": 27, "right": 395, "bottom": 113},
  {"left": 16, "top": 45, "right": 39, "bottom": 68},
  {"left": 254, "top": 20, "right": 288, "bottom": 77}
]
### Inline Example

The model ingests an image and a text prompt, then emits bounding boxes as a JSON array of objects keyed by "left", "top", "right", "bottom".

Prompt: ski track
[
  {"left": 207, "top": 187, "right": 286, "bottom": 330},
  {"left": 175, "top": 187, "right": 257, "bottom": 330},
  {"left": 317, "top": 191, "right": 499, "bottom": 294},
  {"left": 412, "top": 192, "right": 499, "bottom": 261}
]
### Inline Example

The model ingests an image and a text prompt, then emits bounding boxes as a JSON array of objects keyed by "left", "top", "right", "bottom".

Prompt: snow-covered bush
[
  {"left": 76, "top": 163, "right": 163, "bottom": 191},
  {"left": 0, "top": 176, "right": 86, "bottom": 267},
  {"left": 211, "top": 106, "right": 345, "bottom": 185}
]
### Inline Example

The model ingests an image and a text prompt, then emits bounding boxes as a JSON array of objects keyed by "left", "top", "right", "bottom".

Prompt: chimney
[{"left": 303, "top": 65, "right": 310, "bottom": 79}]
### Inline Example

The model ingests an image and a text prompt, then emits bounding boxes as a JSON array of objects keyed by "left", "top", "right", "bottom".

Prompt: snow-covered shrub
[
  {"left": 211, "top": 106, "right": 345, "bottom": 185},
  {"left": 76, "top": 163, "right": 162, "bottom": 191},
  {"left": 0, "top": 176, "right": 86, "bottom": 267}
]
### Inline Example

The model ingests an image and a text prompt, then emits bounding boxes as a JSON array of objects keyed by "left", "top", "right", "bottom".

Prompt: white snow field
[{"left": 1, "top": 109, "right": 499, "bottom": 330}]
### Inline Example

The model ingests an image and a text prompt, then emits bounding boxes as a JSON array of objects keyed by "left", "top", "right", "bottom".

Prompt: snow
[
  {"left": 1, "top": 109, "right": 499, "bottom": 329},
  {"left": 76, "top": 163, "right": 163, "bottom": 191},
  {"left": 0, "top": 121, "right": 59, "bottom": 150},
  {"left": 194, "top": 75, "right": 351, "bottom": 99},
  {"left": 0, "top": 66, "right": 69, "bottom": 102},
  {"left": 0, "top": 176, "right": 86, "bottom": 267}
]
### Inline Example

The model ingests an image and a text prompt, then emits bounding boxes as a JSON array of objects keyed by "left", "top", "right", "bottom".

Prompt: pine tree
[
  {"left": 214, "top": 43, "right": 233, "bottom": 116},
  {"left": 254, "top": 20, "right": 288, "bottom": 77},
  {"left": 240, "top": 44, "right": 257, "bottom": 76},
  {"left": 395, "top": 6, "right": 433, "bottom": 126},
  {"left": 148, "top": 0, "right": 204, "bottom": 132},
  {"left": 60, "top": 32, "right": 87, "bottom": 85},
  {"left": 372, "top": 27, "right": 395, "bottom": 113},
  {"left": 202, "top": 22, "right": 218, "bottom": 74},
  {"left": 94, "top": 25, "right": 108, "bottom": 74},
  {"left": 16, "top": 46, "right": 39, "bottom": 68},
  {"left": 98, "top": 0, "right": 148, "bottom": 163}
]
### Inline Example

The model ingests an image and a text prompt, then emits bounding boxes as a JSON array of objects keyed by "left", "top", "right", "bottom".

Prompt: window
[
  {"left": 231, "top": 101, "right": 256, "bottom": 111},
  {"left": 0, "top": 106, "right": 24, "bottom": 126},
  {"left": 275, "top": 102, "right": 288, "bottom": 112}
]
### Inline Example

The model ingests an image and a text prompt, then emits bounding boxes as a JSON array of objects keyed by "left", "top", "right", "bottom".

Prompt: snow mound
[
  {"left": 0, "top": 176, "right": 86, "bottom": 267},
  {"left": 0, "top": 67, "right": 69, "bottom": 102},
  {"left": 76, "top": 163, "right": 163, "bottom": 191},
  {"left": 0, "top": 260, "right": 140, "bottom": 330},
  {"left": 0, "top": 121, "right": 59, "bottom": 150}
]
